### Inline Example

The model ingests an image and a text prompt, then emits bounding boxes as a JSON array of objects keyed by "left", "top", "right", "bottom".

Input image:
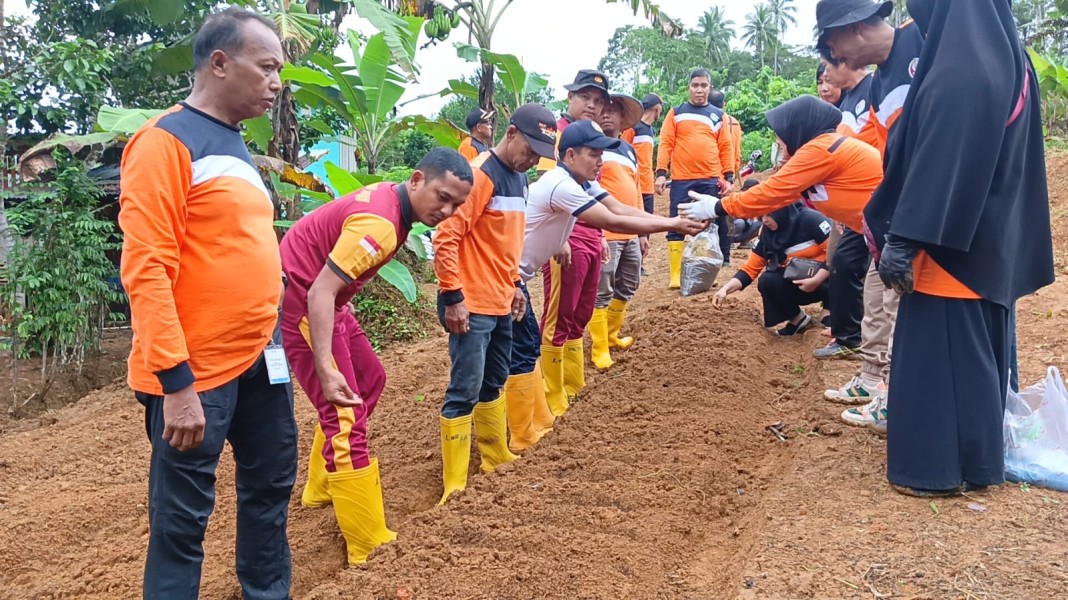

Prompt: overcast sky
[{"left": 9, "top": 0, "right": 820, "bottom": 116}]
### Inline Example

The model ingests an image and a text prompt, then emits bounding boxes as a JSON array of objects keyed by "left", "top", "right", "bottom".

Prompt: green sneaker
[
  {"left": 813, "top": 341, "right": 861, "bottom": 360},
  {"left": 841, "top": 396, "right": 887, "bottom": 430},
  {"left": 824, "top": 376, "right": 886, "bottom": 405}
]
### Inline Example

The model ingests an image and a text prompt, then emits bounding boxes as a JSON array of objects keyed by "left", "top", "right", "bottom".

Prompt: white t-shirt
[{"left": 519, "top": 166, "right": 609, "bottom": 281}]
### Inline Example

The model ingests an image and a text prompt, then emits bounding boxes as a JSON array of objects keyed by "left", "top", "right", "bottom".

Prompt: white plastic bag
[
  {"left": 680, "top": 223, "right": 724, "bottom": 297},
  {"left": 1004, "top": 366, "right": 1068, "bottom": 491}
]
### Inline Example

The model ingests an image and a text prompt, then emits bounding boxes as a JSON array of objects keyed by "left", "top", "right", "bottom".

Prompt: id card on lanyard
[{"left": 264, "top": 343, "right": 291, "bottom": 385}]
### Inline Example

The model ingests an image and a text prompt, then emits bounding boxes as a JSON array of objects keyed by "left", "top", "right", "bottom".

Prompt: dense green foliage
[{"left": 1, "top": 151, "right": 124, "bottom": 375}]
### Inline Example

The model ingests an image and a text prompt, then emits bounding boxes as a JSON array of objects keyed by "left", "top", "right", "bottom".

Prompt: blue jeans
[
  {"left": 437, "top": 296, "right": 513, "bottom": 418},
  {"left": 509, "top": 282, "right": 541, "bottom": 376},
  {"left": 137, "top": 328, "right": 297, "bottom": 600}
]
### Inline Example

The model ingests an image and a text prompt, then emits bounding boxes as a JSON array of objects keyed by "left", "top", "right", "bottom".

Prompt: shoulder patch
[
  {"left": 855, "top": 99, "right": 867, "bottom": 115},
  {"left": 908, "top": 58, "right": 918, "bottom": 79}
]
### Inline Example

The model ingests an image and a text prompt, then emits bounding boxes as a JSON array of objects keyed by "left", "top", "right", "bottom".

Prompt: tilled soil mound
[{"left": 1, "top": 155, "right": 1067, "bottom": 599}]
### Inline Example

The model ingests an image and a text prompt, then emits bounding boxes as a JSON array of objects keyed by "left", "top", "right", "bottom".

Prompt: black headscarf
[
  {"left": 757, "top": 202, "right": 806, "bottom": 266},
  {"left": 863, "top": 0, "right": 1054, "bottom": 307},
  {"left": 765, "top": 96, "right": 843, "bottom": 156}
]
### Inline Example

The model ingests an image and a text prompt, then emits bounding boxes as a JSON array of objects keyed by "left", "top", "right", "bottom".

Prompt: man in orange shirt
[
  {"left": 433, "top": 104, "right": 559, "bottom": 503},
  {"left": 590, "top": 94, "right": 645, "bottom": 371},
  {"left": 119, "top": 9, "right": 296, "bottom": 597},
  {"left": 817, "top": 0, "right": 924, "bottom": 425},
  {"left": 457, "top": 107, "right": 494, "bottom": 162},
  {"left": 621, "top": 93, "right": 662, "bottom": 216},
  {"left": 710, "top": 90, "right": 743, "bottom": 179},
  {"left": 281, "top": 149, "right": 472, "bottom": 563},
  {"left": 656, "top": 68, "right": 737, "bottom": 288}
]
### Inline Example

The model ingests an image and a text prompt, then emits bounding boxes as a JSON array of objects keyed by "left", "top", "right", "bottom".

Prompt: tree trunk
[{"left": 479, "top": 59, "right": 497, "bottom": 129}]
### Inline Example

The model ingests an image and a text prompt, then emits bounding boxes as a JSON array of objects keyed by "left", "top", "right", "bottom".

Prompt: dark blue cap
[{"left": 558, "top": 119, "right": 621, "bottom": 156}]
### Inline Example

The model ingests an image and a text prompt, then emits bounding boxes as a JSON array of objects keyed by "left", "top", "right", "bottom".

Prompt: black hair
[
  {"left": 817, "top": 62, "right": 827, "bottom": 84},
  {"left": 689, "top": 68, "right": 712, "bottom": 82},
  {"left": 709, "top": 90, "right": 725, "bottom": 109},
  {"left": 417, "top": 148, "right": 474, "bottom": 185},
  {"left": 193, "top": 7, "right": 277, "bottom": 72},
  {"left": 818, "top": 45, "right": 842, "bottom": 67}
]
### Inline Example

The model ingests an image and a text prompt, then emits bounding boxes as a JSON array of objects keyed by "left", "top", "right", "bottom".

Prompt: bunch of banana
[{"left": 423, "top": 4, "right": 461, "bottom": 42}]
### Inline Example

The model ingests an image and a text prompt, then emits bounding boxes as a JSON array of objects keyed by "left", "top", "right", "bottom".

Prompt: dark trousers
[
  {"left": 757, "top": 269, "right": 829, "bottom": 327},
  {"left": 887, "top": 292, "right": 1011, "bottom": 490},
  {"left": 138, "top": 331, "right": 297, "bottom": 600},
  {"left": 438, "top": 296, "right": 513, "bottom": 418},
  {"left": 668, "top": 179, "right": 730, "bottom": 265},
  {"left": 828, "top": 229, "right": 869, "bottom": 348},
  {"left": 642, "top": 193, "right": 654, "bottom": 215},
  {"left": 731, "top": 219, "right": 762, "bottom": 245},
  {"left": 510, "top": 282, "right": 540, "bottom": 376}
]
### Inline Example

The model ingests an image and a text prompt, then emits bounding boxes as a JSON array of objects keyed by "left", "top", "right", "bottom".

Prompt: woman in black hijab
[
  {"left": 864, "top": 0, "right": 1055, "bottom": 496},
  {"left": 714, "top": 201, "right": 833, "bottom": 336}
]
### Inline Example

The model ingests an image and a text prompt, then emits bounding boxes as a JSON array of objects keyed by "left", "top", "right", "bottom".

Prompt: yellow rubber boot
[
  {"left": 606, "top": 298, "right": 635, "bottom": 349},
  {"left": 472, "top": 396, "right": 519, "bottom": 472},
  {"left": 541, "top": 345, "right": 569, "bottom": 417},
  {"left": 588, "top": 308, "right": 614, "bottom": 371},
  {"left": 438, "top": 414, "right": 472, "bottom": 505},
  {"left": 530, "top": 361, "right": 556, "bottom": 436},
  {"left": 327, "top": 459, "right": 397, "bottom": 565},
  {"left": 300, "top": 424, "right": 332, "bottom": 508},
  {"left": 668, "top": 240, "right": 685, "bottom": 290},
  {"left": 563, "top": 338, "right": 587, "bottom": 401},
  {"left": 504, "top": 373, "right": 546, "bottom": 452}
]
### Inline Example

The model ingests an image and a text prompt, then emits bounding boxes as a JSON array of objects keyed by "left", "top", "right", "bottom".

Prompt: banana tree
[
  {"left": 283, "top": 19, "right": 464, "bottom": 174},
  {"left": 402, "top": 0, "right": 678, "bottom": 125}
]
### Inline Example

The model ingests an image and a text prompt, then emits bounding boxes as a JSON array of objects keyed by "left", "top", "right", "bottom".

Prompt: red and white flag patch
[{"left": 359, "top": 235, "right": 383, "bottom": 258}]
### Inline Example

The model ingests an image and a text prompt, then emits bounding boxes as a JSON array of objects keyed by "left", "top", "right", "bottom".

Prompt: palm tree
[
  {"left": 742, "top": 4, "right": 779, "bottom": 69},
  {"left": 767, "top": 0, "right": 797, "bottom": 73},
  {"left": 697, "top": 7, "right": 734, "bottom": 67}
]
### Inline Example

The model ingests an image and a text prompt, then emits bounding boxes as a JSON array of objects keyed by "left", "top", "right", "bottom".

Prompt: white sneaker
[
  {"left": 824, "top": 376, "right": 886, "bottom": 405},
  {"left": 841, "top": 395, "right": 887, "bottom": 430}
]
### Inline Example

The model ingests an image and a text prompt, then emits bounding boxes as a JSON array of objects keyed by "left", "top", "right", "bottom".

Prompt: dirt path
[{"left": 1, "top": 157, "right": 1067, "bottom": 599}]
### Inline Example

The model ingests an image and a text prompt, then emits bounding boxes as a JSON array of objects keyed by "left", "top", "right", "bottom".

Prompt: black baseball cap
[
  {"left": 641, "top": 93, "right": 663, "bottom": 110},
  {"left": 558, "top": 119, "right": 621, "bottom": 156},
  {"left": 563, "top": 69, "right": 610, "bottom": 99},
  {"left": 816, "top": 0, "right": 893, "bottom": 46},
  {"left": 509, "top": 103, "right": 558, "bottom": 160},
  {"left": 465, "top": 107, "right": 494, "bottom": 130}
]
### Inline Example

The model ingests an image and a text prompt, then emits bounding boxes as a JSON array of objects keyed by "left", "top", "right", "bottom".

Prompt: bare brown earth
[{"left": 1, "top": 156, "right": 1067, "bottom": 599}]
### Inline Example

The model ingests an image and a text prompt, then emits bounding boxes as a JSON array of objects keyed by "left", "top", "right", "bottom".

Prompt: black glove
[{"left": 877, "top": 234, "right": 918, "bottom": 295}]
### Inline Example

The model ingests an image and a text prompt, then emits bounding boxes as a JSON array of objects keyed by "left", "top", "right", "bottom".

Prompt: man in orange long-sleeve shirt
[
  {"left": 457, "top": 107, "right": 494, "bottom": 162},
  {"left": 655, "top": 68, "right": 737, "bottom": 288},
  {"left": 589, "top": 94, "right": 645, "bottom": 372},
  {"left": 433, "top": 104, "right": 559, "bottom": 504},
  {"left": 621, "top": 93, "right": 662, "bottom": 215},
  {"left": 119, "top": 9, "right": 296, "bottom": 597},
  {"left": 710, "top": 90, "right": 744, "bottom": 177}
]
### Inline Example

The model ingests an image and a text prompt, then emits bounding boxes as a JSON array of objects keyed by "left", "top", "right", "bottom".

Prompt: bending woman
[
  {"left": 714, "top": 203, "right": 832, "bottom": 336},
  {"left": 680, "top": 95, "right": 883, "bottom": 360}
]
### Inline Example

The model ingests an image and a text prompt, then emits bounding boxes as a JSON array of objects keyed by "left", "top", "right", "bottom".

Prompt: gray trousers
[{"left": 596, "top": 239, "right": 642, "bottom": 308}]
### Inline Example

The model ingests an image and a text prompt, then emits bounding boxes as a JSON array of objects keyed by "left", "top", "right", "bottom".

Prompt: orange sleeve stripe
[
  {"left": 458, "top": 138, "right": 480, "bottom": 162},
  {"left": 327, "top": 214, "right": 400, "bottom": 282},
  {"left": 739, "top": 250, "right": 768, "bottom": 282},
  {"left": 433, "top": 165, "right": 494, "bottom": 292},
  {"left": 655, "top": 108, "right": 676, "bottom": 173},
  {"left": 913, "top": 251, "right": 981, "bottom": 299}
]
